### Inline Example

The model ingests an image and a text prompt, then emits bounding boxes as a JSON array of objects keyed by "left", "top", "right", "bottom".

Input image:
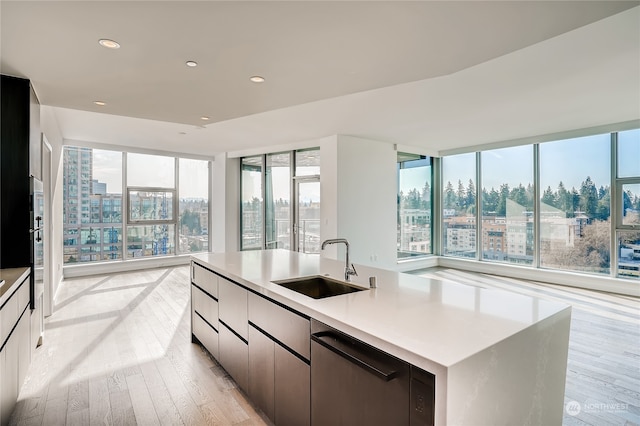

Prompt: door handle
[{"left": 312, "top": 332, "right": 399, "bottom": 381}]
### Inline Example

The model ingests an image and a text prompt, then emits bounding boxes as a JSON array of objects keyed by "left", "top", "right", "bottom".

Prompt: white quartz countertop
[{"left": 192, "top": 250, "right": 570, "bottom": 372}]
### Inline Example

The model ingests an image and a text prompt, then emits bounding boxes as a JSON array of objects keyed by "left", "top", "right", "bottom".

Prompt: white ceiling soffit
[{"left": 2, "top": 2, "right": 639, "bottom": 155}]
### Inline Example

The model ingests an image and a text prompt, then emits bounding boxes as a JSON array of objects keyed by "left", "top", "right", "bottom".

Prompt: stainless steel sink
[{"left": 271, "top": 275, "right": 367, "bottom": 299}]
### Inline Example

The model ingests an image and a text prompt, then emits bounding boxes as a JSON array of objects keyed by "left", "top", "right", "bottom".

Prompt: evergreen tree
[
  {"left": 456, "top": 180, "right": 467, "bottom": 211},
  {"left": 466, "top": 179, "right": 476, "bottom": 211},
  {"left": 579, "top": 176, "right": 598, "bottom": 217},
  {"left": 444, "top": 182, "right": 456, "bottom": 210},
  {"left": 595, "top": 186, "right": 610, "bottom": 221},
  {"left": 541, "top": 186, "right": 556, "bottom": 207},
  {"left": 497, "top": 183, "right": 510, "bottom": 216},
  {"left": 510, "top": 184, "right": 528, "bottom": 209}
]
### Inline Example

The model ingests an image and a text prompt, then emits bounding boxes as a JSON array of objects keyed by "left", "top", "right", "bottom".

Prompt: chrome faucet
[{"left": 321, "top": 238, "right": 358, "bottom": 281}]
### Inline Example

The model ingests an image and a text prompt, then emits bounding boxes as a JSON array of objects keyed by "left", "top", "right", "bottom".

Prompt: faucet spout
[{"left": 320, "top": 238, "right": 358, "bottom": 281}]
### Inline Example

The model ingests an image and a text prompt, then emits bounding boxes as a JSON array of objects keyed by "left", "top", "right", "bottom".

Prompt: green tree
[
  {"left": 180, "top": 209, "right": 201, "bottom": 235},
  {"left": 595, "top": 186, "right": 610, "bottom": 221},
  {"left": 541, "top": 186, "right": 556, "bottom": 208},
  {"left": 466, "top": 179, "right": 476, "bottom": 213},
  {"left": 444, "top": 181, "right": 456, "bottom": 210},
  {"left": 510, "top": 184, "right": 528, "bottom": 209},
  {"left": 456, "top": 180, "right": 467, "bottom": 211},
  {"left": 497, "top": 183, "right": 510, "bottom": 216},
  {"left": 483, "top": 187, "right": 499, "bottom": 213},
  {"left": 579, "top": 176, "right": 598, "bottom": 217}
]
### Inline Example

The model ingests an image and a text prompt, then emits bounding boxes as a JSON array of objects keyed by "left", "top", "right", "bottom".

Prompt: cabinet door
[
  {"left": 192, "top": 309, "right": 219, "bottom": 360},
  {"left": 218, "top": 278, "right": 247, "bottom": 340},
  {"left": 192, "top": 263, "right": 218, "bottom": 297},
  {"left": 192, "top": 285, "right": 218, "bottom": 330},
  {"left": 275, "top": 344, "right": 310, "bottom": 426},
  {"left": 248, "top": 326, "right": 275, "bottom": 422},
  {"left": 1, "top": 331, "right": 19, "bottom": 425},
  {"left": 1, "top": 292, "right": 18, "bottom": 345},
  {"left": 219, "top": 323, "right": 248, "bottom": 392},
  {"left": 248, "top": 293, "right": 309, "bottom": 360},
  {"left": 18, "top": 311, "right": 31, "bottom": 388}
]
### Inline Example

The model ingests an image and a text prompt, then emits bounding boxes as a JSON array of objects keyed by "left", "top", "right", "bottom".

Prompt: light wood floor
[
  {"left": 8, "top": 265, "right": 640, "bottom": 425},
  {"left": 9, "top": 266, "right": 270, "bottom": 426}
]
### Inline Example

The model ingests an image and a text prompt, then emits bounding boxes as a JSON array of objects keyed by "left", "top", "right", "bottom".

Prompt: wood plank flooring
[
  {"left": 8, "top": 265, "right": 639, "bottom": 425},
  {"left": 413, "top": 267, "right": 640, "bottom": 426},
  {"left": 9, "top": 266, "right": 270, "bottom": 426}
]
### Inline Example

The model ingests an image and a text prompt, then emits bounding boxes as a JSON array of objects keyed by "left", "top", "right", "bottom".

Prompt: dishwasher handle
[{"left": 311, "top": 332, "right": 399, "bottom": 382}]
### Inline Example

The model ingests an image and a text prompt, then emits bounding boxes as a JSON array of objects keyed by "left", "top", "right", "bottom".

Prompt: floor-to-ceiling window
[
  {"left": 63, "top": 146, "right": 210, "bottom": 264},
  {"left": 179, "top": 158, "right": 210, "bottom": 253},
  {"left": 397, "top": 153, "right": 432, "bottom": 259},
  {"left": 241, "top": 148, "right": 320, "bottom": 252},
  {"left": 126, "top": 153, "right": 176, "bottom": 258},
  {"left": 294, "top": 149, "right": 321, "bottom": 253},
  {"left": 616, "top": 129, "right": 640, "bottom": 278},
  {"left": 481, "top": 145, "right": 534, "bottom": 265},
  {"left": 241, "top": 156, "right": 264, "bottom": 250},
  {"left": 63, "top": 147, "right": 123, "bottom": 263},
  {"left": 440, "top": 127, "right": 639, "bottom": 281},
  {"left": 265, "top": 153, "right": 291, "bottom": 249},
  {"left": 540, "top": 134, "right": 611, "bottom": 275},
  {"left": 442, "top": 153, "right": 476, "bottom": 258}
]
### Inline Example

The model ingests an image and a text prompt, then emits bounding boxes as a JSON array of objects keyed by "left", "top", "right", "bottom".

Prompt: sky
[
  {"left": 441, "top": 132, "right": 633, "bottom": 193},
  {"left": 92, "top": 150, "right": 209, "bottom": 198},
  {"left": 91, "top": 128, "right": 638, "bottom": 201}
]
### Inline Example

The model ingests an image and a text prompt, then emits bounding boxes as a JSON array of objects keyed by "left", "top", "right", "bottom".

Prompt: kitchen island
[{"left": 191, "top": 249, "right": 571, "bottom": 426}]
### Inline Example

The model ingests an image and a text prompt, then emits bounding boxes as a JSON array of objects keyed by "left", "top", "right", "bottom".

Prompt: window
[
  {"left": 241, "top": 148, "right": 320, "bottom": 252},
  {"left": 63, "top": 147, "right": 123, "bottom": 263},
  {"left": 62, "top": 146, "right": 210, "bottom": 264},
  {"left": 241, "top": 156, "right": 264, "bottom": 250},
  {"left": 265, "top": 153, "right": 291, "bottom": 249},
  {"left": 127, "top": 153, "right": 175, "bottom": 188},
  {"left": 397, "top": 153, "right": 432, "bottom": 259},
  {"left": 125, "top": 153, "right": 176, "bottom": 259},
  {"left": 439, "top": 128, "right": 639, "bottom": 283},
  {"left": 442, "top": 153, "right": 476, "bottom": 258},
  {"left": 179, "top": 158, "right": 209, "bottom": 254},
  {"left": 616, "top": 129, "right": 640, "bottom": 279},
  {"left": 481, "top": 145, "right": 533, "bottom": 265},
  {"left": 540, "top": 134, "right": 611, "bottom": 275},
  {"left": 295, "top": 149, "right": 320, "bottom": 176}
]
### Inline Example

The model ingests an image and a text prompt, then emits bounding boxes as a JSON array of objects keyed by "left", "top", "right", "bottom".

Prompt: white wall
[
  {"left": 40, "top": 106, "right": 64, "bottom": 304},
  {"left": 211, "top": 152, "right": 240, "bottom": 253},
  {"left": 320, "top": 135, "right": 397, "bottom": 269}
]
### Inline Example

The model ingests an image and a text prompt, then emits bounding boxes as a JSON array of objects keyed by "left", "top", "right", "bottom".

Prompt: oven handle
[{"left": 311, "top": 331, "right": 399, "bottom": 382}]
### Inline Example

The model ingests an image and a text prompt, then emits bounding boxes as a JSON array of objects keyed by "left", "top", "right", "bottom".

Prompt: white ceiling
[{"left": 2, "top": 1, "right": 639, "bottom": 156}]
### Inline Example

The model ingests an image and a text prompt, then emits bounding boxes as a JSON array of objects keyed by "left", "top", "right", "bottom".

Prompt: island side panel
[{"left": 446, "top": 307, "right": 571, "bottom": 426}]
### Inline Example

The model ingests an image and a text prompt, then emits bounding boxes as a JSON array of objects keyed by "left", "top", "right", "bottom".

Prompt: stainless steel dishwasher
[{"left": 311, "top": 319, "right": 435, "bottom": 426}]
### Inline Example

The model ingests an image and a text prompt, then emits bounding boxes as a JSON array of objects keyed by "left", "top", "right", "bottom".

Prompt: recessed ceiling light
[
  {"left": 94, "top": 101, "right": 106, "bottom": 106},
  {"left": 200, "top": 116, "right": 210, "bottom": 121},
  {"left": 98, "top": 39, "right": 120, "bottom": 49},
  {"left": 186, "top": 61, "right": 198, "bottom": 68},
  {"left": 250, "top": 76, "right": 265, "bottom": 83}
]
